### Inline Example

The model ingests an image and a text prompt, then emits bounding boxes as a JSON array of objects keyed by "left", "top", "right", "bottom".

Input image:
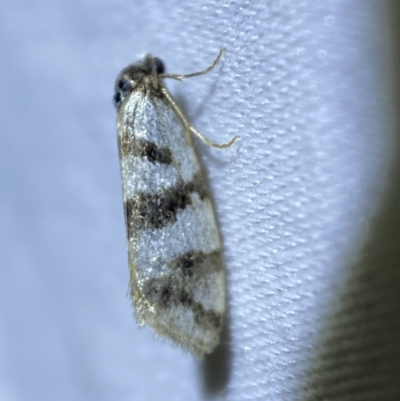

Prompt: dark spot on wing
[
  {"left": 171, "top": 251, "right": 204, "bottom": 277},
  {"left": 124, "top": 174, "right": 209, "bottom": 232},
  {"left": 185, "top": 172, "right": 208, "bottom": 200},
  {"left": 141, "top": 277, "right": 172, "bottom": 306},
  {"left": 197, "top": 308, "right": 222, "bottom": 330},
  {"left": 134, "top": 140, "right": 172, "bottom": 164},
  {"left": 119, "top": 133, "right": 172, "bottom": 164},
  {"left": 141, "top": 277, "right": 222, "bottom": 331},
  {"left": 179, "top": 290, "right": 193, "bottom": 306},
  {"left": 169, "top": 250, "right": 222, "bottom": 277},
  {"left": 160, "top": 284, "right": 172, "bottom": 307}
]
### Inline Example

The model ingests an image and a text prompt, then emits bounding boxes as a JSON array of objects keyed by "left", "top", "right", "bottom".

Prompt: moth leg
[
  {"left": 189, "top": 126, "right": 239, "bottom": 149},
  {"left": 161, "top": 87, "right": 239, "bottom": 149}
]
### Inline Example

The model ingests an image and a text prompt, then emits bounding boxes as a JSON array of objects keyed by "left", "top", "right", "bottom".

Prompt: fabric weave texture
[{"left": 1, "top": 1, "right": 400, "bottom": 400}]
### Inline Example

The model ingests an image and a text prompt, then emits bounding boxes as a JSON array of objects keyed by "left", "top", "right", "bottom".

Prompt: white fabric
[{"left": 1, "top": 1, "right": 400, "bottom": 400}]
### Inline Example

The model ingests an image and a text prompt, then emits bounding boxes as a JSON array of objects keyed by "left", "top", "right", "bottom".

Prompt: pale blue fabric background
[{"left": 1, "top": 1, "right": 400, "bottom": 400}]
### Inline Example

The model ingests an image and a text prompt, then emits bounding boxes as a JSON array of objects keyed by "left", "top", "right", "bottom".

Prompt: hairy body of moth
[{"left": 114, "top": 50, "right": 237, "bottom": 357}]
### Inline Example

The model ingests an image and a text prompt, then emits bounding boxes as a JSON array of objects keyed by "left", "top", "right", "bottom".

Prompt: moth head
[{"left": 113, "top": 55, "right": 165, "bottom": 109}]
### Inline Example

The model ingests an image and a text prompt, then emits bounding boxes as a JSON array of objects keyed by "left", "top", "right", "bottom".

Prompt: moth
[{"left": 113, "top": 49, "right": 238, "bottom": 357}]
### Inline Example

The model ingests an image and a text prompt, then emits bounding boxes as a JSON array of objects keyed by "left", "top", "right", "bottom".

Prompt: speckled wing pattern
[{"left": 117, "top": 89, "right": 225, "bottom": 357}]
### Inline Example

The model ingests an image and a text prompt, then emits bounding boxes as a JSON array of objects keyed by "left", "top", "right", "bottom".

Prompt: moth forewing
[{"left": 114, "top": 49, "right": 236, "bottom": 357}]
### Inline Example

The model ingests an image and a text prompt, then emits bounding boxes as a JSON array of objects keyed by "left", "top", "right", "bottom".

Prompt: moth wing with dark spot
[{"left": 117, "top": 89, "right": 225, "bottom": 357}]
